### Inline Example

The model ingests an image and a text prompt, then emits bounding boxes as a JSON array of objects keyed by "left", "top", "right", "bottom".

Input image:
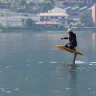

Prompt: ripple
[
  {"left": 6, "top": 67, "right": 10, "bottom": 69},
  {"left": 40, "top": 75, "right": 42, "bottom": 76},
  {"left": 90, "top": 62, "right": 96, "bottom": 63},
  {"left": 50, "top": 62, "right": 57, "bottom": 64},
  {"left": 38, "top": 62, "right": 43, "bottom": 64},
  {"left": 65, "top": 88, "right": 71, "bottom": 90},
  {"left": 14, "top": 88, "right": 19, "bottom": 91},
  {"left": 75, "top": 61, "right": 84, "bottom": 64},
  {"left": 92, "top": 92, "right": 95, "bottom": 94},
  {"left": 89, "top": 64, "right": 93, "bottom": 65},
  {"left": 6, "top": 91, "right": 11, "bottom": 93},
  {"left": 88, "top": 88, "right": 91, "bottom": 90},
  {"left": 27, "top": 64, "right": 30, "bottom": 66},
  {"left": 0, "top": 88, "right": 5, "bottom": 90},
  {"left": 1, "top": 90, "right": 5, "bottom": 92},
  {"left": 25, "top": 78, "right": 28, "bottom": 80}
]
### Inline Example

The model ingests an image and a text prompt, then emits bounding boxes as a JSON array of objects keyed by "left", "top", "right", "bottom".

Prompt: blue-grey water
[{"left": 0, "top": 31, "right": 96, "bottom": 96}]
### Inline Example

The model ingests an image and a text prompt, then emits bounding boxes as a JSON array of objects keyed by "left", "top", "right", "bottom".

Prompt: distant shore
[{"left": 0, "top": 27, "right": 96, "bottom": 33}]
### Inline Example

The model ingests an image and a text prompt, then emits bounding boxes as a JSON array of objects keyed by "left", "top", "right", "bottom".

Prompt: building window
[
  {"left": 41, "top": 16, "right": 44, "bottom": 19},
  {"left": 55, "top": 16, "right": 58, "bottom": 19},
  {"left": 44, "top": 17, "right": 46, "bottom": 19},
  {"left": 46, "top": 17, "right": 48, "bottom": 19},
  {"left": 61, "top": 22, "right": 65, "bottom": 24},
  {"left": 51, "top": 17, "right": 53, "bottom": 19},
  {"left": 48, "top": 17, "right": 50, "bottom": 19},
  {"left": 62, "top": 16, "right": 65, "bottom": 19}
]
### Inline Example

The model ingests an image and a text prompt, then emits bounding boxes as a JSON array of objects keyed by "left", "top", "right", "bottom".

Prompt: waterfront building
[
  {"left": 51, "top": 7, "right": 66, "bottom": 13},
  {"left": 27, "top": 0, "right": 42, "bottom": 3},
  {"left": 35, "top": 21, "right": 59, "bottom": 28},
  {"left": 63, "top": 0, "right": 92, "bottom": 4},
  {"left": 91, "top": 4, "right": 96, "bottom": 23},
  {"left": 39, "top": 12, "right": 69, "bottom": 26},
  {"left": 88, "top": 4, "right": 96, "bottom": 23}
]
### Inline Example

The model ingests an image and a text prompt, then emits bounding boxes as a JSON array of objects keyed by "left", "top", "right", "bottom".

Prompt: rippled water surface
[{"left": 0, "top": 31, "right": 96, "bottom": 96}]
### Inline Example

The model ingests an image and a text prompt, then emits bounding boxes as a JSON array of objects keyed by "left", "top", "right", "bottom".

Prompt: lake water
[{"left": 0, "top": 31, "right": 96, "bottom": 96}]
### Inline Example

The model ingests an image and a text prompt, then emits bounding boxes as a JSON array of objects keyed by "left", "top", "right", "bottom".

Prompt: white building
[
  {"left": 51, "top": 8, "right": 66, "bottom": 13},
  {"left": 0, "top": 17, "right": 22, "bottom": 26},
  {"left": 39, "top": 12, "right": 69, "bottom": 26},
  {"left": 63, "top": 0, "right": 92, "bottom": 4},
  {"left": 27, "top": 0, "right": 43, "bottom": 3},
  {"left": 6, "top": 19, "right": 22, "bottom": 26}
]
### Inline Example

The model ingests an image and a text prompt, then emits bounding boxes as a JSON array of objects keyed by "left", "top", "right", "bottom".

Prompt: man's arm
[{"left": 61, "top": 37, "right": 68, "bottom": 40}]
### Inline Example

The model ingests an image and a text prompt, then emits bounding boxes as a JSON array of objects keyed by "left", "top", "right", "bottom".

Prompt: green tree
[
  {"left": 50, "top": 0, "right": 54, "bottom": 5},
  {"left": 11, "top": 1, "right": 18, "bottom": 10},
  {"left": 71, "top": 21, "right": 82, "bottom": 28},
  {"left": 25, "top": 18, "right": 34, "bottom": 28},
  {"left": 17, "top": 5, "right": 27, "bottom": 12},
  {"left": 18, "top": 0, "right": 27, "bottom": 7},
  {"left": 92, "top": 0, "right": 96, "bottom": 3},
  {"left": 80, "top": 11, "right": 94, "bottom": 27},
  {"left": 43, "top": 1, "right": 54, "bottom": 12}
]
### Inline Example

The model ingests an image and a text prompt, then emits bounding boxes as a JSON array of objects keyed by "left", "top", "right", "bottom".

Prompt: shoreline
[
  {"left": 1, "top": 27, "right": 96, "bottom": 33},
  {"left": 0, "top": 30, "right": 93, "bottom": 33}
]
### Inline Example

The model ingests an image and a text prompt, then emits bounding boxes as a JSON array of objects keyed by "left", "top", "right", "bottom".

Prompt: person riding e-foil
[{"left": 61, "top": 29, "right": 77, "bottom": 50}]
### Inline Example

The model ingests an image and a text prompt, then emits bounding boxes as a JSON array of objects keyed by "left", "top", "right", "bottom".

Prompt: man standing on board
[{"left": 61, "top": 29, "right": 77, "bottom": 50}]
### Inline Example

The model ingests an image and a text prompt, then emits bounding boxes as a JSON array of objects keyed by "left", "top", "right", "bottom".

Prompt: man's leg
[
  {"left": 68, "top": 45, "right": 76, "bottom": 50},
  {"left": 64, "top": 43, "right": 69, "bottom": 48}
]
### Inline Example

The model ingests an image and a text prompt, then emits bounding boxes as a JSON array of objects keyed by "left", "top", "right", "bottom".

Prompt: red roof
[{"left": 35, "top": 21, "right": 59, "bottom": 25}]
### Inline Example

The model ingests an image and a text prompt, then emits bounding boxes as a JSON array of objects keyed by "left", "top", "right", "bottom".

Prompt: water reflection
[
  {"left": 68, "top": 65, "right": 78, "bottom": 96},
  {"left": 57, "top": 64, "right": 78, "bottom": 96},
  {"left": 92, "top": 33, "right": 96, "bottom": 49}
]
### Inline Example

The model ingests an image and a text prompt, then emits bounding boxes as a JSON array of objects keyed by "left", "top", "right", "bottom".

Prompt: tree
[
  {"left": 11, "top": 1, "right": 18, "bottom": 10},
  {"left": 25, "top": 18, "right": 34, "bottom": 28},
  {"left": 92, "top": 0, "right": 96, "bottom": 3},
  {"left": 18, "top": 0, "right": 27, "bottom": 7},
  {"left": 80, "top": 11, "right": 94, "bottom": 27},
  {"left": 17, "top": 5, "right": 27, "bottom": 12},
  {"left": 43, "top": 1, "right": 54, "bottom": 12},
  {"left": 50, "top": 0, "right": 54, "bottom": 5}
]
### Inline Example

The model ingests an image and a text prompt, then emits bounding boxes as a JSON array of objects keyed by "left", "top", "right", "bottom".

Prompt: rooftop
[
  {"left": 51, "top": 7, "right": 66, "bottom": 13},
  {"left": 35, "top": 21, "right": 59, "bottom": 25},
  {"left": 40, "top": 12, "right": 69, "bottom": 16},
  {"left": 79, "top": 6, "right": 87, "bottom": 11}
]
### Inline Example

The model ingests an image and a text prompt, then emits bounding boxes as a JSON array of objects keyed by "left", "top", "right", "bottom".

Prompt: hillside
[{"left": 0, "top": 0, "right": 96, "bottom": 13}]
